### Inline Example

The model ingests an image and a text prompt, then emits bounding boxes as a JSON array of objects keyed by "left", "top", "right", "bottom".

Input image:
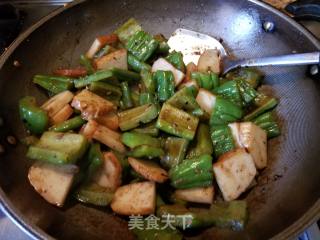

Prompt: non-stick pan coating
[{"left": 0, "top": 0, "right": 319, "bottom": 239}]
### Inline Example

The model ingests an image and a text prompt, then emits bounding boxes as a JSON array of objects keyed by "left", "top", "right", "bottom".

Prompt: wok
[{"left": 0, "top": 0, "right": 319, "bottom": 239}]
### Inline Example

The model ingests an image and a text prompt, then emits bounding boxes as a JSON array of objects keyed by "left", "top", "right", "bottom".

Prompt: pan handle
[
  {"left": 223, "top": 52, "right": 320, "bottom": 74},
  {"left": 285, "top": 0, "right": 320, "bottom": 21}
]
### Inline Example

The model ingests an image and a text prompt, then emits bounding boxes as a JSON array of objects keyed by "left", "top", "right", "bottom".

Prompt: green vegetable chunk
[
  {"left": 187, "top": 124, "right": 213, "bottom": 159},
  {"left": 80, "top": 54, "right": 95, "bottom": 74},
  {"left": 114, "top": 18, "right": 142, "bottom": 43},
  {"left": 126, "top": 30, "right": 159, "bottom": 61},
  {"left": 141, "top": 69, "right": 156, "bottom": 93},
  {"left": 111, "top": 68, "right": 141, "bottom": 82},
  {"left": 27, "top": 131, "right": 88, "bottom": 164},
  {"left": 157, "top": 200, "right": 248, "bottom": 230},
  {"left": 74, "top": 70, "right": 113, "bottom": 88},
  {"left": 119, "top": 104, "right": 159, "bottom": 131},
  {"left": 253, "top": 111, "right": 281, "bottom": 138},
  {"left": 128, "top": 54, "right": 151, "bottom": 73},
  {"left": 139, "top": 92, "right": 156, "bottom": 105},
  {"left": 215, "top": 80, "right": 243, "bottom": 107},
  {"left": 33, "top": 75, "right": 74, "bottom": 94},
  {"left": 19, "top": 96, "right": 48, "bottom": 134},
  {"left": 86, "top": 143, "right": 104, "bottom": 181},
  {"left": 211, "top": 125, "right": 235, "bottom": 157},
  {"left": 226, "top": 67, "right": 263, "bottom": 89},
  {"left": 191, "top": 72, "right": 219, "bottom": 91},
  {"left": 49, "top": 116, "right": 86, "bottom": 132},
  {"left": 154, "top": 34, "right": 170, "bottom": 54},
  {"left": 166, "top": 51, "right": 186, "bottom": 72},
  {"left": 132, "top": 219, "right": 183, "bottom": 240},
  {"left": 89, "top": 81, "right": 122, "bottom": 100},
  {"left": 244, "top": 96, "right": 278, "bottom": 121},
  {"left": 237, "top": 79, "right": 258, "bottom": 106},
  {"left": 169, "top": 154, "right": 213, "bottom": 189},
  {"left": 210, "top": 97, "right": 243, "bottom": 126},
  {"left": 161, "top": 137, "right": 189, "bottom": 169},
  {"left": 74, "top": 183, "right": 114, "bottom": 206},
  {"left": 132, "top": 122, "right": 159, "bottom": 137},
  {"left": 129, "top": 145, "right": 164, "bottom": 159},
  {"left": 156, "top": 103, "right": 199, "bottom": 140},
  {"left": 167, "top": 86, "right": 203, "bottom": 117},
  {"left": 121, "top": 132, "right": 161, "bottom": 148},
  {"left": 153, "top": 70, "right": 175, "bottom": 102},
  {"left": 120, "top": 82, "right": 134, "bottom": 109}
]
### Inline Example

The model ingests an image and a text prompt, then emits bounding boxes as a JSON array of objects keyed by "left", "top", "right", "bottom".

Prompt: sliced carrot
[{"left": 53, "top": 67, "right": 87, "bottom": 77}]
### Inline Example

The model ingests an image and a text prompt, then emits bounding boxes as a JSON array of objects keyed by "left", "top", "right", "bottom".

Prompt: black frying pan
[{"left": 0, "top": 0, "right": 319, "bottom": 239}]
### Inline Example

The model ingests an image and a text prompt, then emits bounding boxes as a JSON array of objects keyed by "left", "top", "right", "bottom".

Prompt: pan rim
[{"left": 0, "top": 0, "right": 319, "bottom": 239}]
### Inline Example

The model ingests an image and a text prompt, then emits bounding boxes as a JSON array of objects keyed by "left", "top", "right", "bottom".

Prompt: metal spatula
[{"left": 167, "top": 28, "right": 320, "bottom": 74}]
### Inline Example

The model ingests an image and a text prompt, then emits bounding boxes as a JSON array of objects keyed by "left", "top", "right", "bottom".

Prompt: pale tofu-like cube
[
  {"left": 213, "top": 148, "right": 256, "bottom": 201},
  {"left": 111, "top": 181, "right": 156, "bottom": 215},
  {"left": 95, "top": 49, "right": 128, "bottom": 70},
  {"left": 152, "top": 58, "right": 185, "bottom": 86},
  {"left": 128, "top": 157, "right": 168, "bottom": 183},
  {"left": 197, "top": 49, "right": 221, "bottom": 74},
  {"left": 71, "top": 89, "right": 115, "bottom": 119},
  {"left": 174, "top": 186, "right": 214, "bottom": 204},
  {"left": 28, "top": 162, "right": 76, "bottom": 207},
  {"left": 41, "top": 90, "right": 74, "bottom": 118},
  {"left": 94, "top": 152, "right": 122, "bottom": 191},
  {"left": 239, "top": 122, "right": 267, "bottom": 169},
  {"left": 228, "top": 122, "right": 243, "bottom": 148},
  {"left": 196, "top": 88, "right": 217, "bottom": 115}
]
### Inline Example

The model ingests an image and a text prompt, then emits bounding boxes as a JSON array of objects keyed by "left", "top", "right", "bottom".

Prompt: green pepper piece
[
  {"left": 74, "top": 70, "right": 113, "bottom": 88},
  {"left": 26, "top": 131, "right": 88, "bottom": 164},
  {"left": 19, "top": 96, "right": 49, "bottom": 134},
  {"left": 211, "top": 125, "right": 235, "bottom": 158},
  {"left": 49, "top": 116, "right": 86, "bottom": 132},
  {"left": 187, "top": 124, "right": 213, "bottom": 159},
  {"left": 244, "top": 97, "right": 278, "bottom": 121},
  {"left": 74, "top": 183, "right": 114, "bottom": 206},
  {"left": 237, "top": 79, "right": 258, "bottom": 106},
  {"left": 154, "top": 34, "right": 170, "bottom": 54},
  {"left": 33, "top": 75, "right": 74, "bottom": 94},
  {"left": 129, "top": 145, "right": 164, "bottom": 159},
  {"left": 94, "top": 45, "right": 113, "bottom": 59},
  {"left": 226, "top": 68, "right": 263, "bottom": 89},
  {"left": 253, "top": 111, "right": 280, "bottom": 138},
  {"left": 141, "top": 69, "right": 156, "bottom": 93},
  {"left": 191, "top": 72, "right": 219, "bottom": 91},
  {"left": 111, "top": 68, "right": 141, "bottom": 82},
  {"left": 167, "top": 86, "right": 203, "bottom": 117},
  {"left": 156, "top": 103, "right": 199, "bottom": 140},
  {"left": 119, "top": 104, "right": 159, "bottom": 131},
  {"left": 169, "top": 154, "right": 213, "bottom": 189},
  {"left": 128, "top": 53, "right": 151, "bottom": 73},
  {"left": 161, "top": 137, "right": 189, "bottom": 169},
  {"left": 121, "top": 132, "right": 160, "bottom": 148},
  {"left": 86, "top": 143, "right": 104, "bottom": 181},
  {"left": 210, "top": 97, "right": 243, "bottom": 126},
  {"left": 114, "top": 18, "right": 142, "bottom": 43},
  {"left": 208, "top": 200, "right": 248, "bottom": 231},
  {"left": 166, "top": 51, "right": 186, "bottom": 72},
  {"left": 157, "top": 200, "right": 248, "bottom": 230},
  {"left": 89, "top": 81, "right": 122, "bottom": 100},
  {"left": 126, "top": 30, "right": 159, "bottom": 61},
  {"left": 132, "top": 219, "right": 183, "bottom": 240},
  {"left": 120, "top": 82, "right": 134, "bottom": 109},
  {"left": 80, "top": 54, "right": 95, "bottom": 74},
  {"left": 214, "top": 80, "right": 243, "bottom": 107},
  {"left": 132, "top": 122, "right": 159, "bottom": 137},
  {"left": 154, "top": 70, "right": 175, "bottom": 102},
  {"left": 139, "top": 92, "right": 156, "bottom": 105}
]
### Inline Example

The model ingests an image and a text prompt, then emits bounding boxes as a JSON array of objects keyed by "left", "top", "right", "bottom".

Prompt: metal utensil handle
[{"left": 239, "top": 52, "right": 320, "bottom": 68}]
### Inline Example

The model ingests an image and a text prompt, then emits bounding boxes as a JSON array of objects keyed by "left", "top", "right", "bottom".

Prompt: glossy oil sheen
[{"left": 0, "top": 0, "right": 319, "bottom": 239}]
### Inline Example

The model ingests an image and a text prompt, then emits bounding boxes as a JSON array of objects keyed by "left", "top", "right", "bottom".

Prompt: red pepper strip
[
  {"left": 97, "top": 33, "right": 119, "bottom": 46},
  {"left": 53, "top": 67, "right": 88, "bottom": 77}
]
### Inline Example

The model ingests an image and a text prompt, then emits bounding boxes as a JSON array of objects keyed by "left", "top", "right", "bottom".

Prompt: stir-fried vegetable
[{"left": 19, "top": 18, "right": 282, "bottom": 237}]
